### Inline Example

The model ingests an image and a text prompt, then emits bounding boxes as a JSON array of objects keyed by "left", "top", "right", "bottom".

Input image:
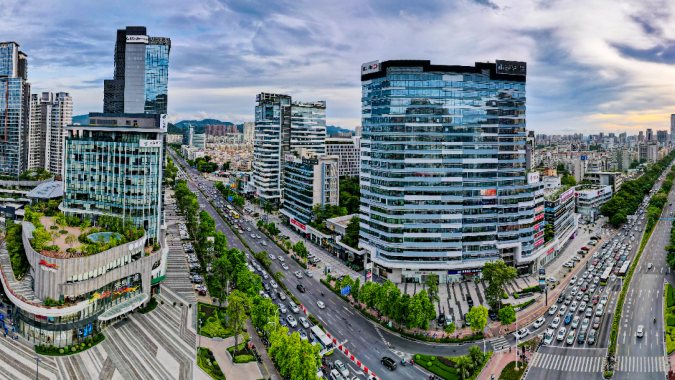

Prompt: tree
[
  {"left": 274, "top": 270, "right": 285, "bottom": 282},
  {"left": 424, "top": 273, "right": 440, "bottom": 305},
  {"left": 455, "top": 355, "right": 474, "bottom": 380},
  {"left": 544, "top": 224, "right": 554, "bottom": 242},
  {"left": 50, "top": 231, "right": 60, "bottom": 246},
  {"left": 65, "top": 234, "right": 77, "bottom": 250},
  {"left": 466, "top": 306, "right": 488, "bottom": 337},
  {"left": 251, "top": 295, "right": 278, "bottom": 335},
  {"left": 498, "top": 304, "right": 516, "bottom": 326},
  {"left": 352, "top": 278, "right": 361, "bottom": 302},
  {"left": 292, "top": 241, "right": 308, "bottom": 263},
  {"left": 340, "top": 216, "right": 360, "bottom": 249},
  {"left": 482, "top": 260, "right": 517, "bottom": 311},
  {"left": 262, "top": 201, "right": 274, "bottom": 218},
  {"left": 212, "top": 255, "right": 233, "bottom": 306},
  {"left": 268, "top": 327, "right": 320, "bottom": 380},
  {"left": 226, "top": 290, "right": 251, "bottom": 358},
  {"left": 236, "top": 266, "right": 262, "bottom": 297},
  {"left": 445, "top": 322, "right": 456, "bottom": 336},
  {"left": 468, "top": 345, "right": 484, "bottom": 367},
  {"left": 221, "top": 161, "right": 231, "bottom": 171},
  {"left": 561, "top": 174, "right": 577, "bottom": 187},
  {"left": 232, "top": 194, "right": 245, "bottom": 208}
]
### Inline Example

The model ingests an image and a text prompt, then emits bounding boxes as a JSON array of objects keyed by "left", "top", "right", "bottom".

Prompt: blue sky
[{"left": 3, "top": 0, "right": 675, "bottom": 134}]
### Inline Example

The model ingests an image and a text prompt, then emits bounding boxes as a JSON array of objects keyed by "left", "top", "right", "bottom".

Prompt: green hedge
[
  {"left": 414, "top": 354, "right": 459, "bottom": 380},
  {"left": 666, "top": 284, "right": 675, "bottom": 354},
  {"left": 34, "top": 334, "right": 105, "bottom": 356},
  {"left": 499, "top": 361, "right": 527, "bottom": 380}
]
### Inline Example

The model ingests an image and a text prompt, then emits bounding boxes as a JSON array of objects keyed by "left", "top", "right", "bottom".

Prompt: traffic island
[
  {"left": 414, "top": 351, "right": 493, "bottom": 380},
  {"left": 498, "top": 361, "right": 528, "bottom": 380}
]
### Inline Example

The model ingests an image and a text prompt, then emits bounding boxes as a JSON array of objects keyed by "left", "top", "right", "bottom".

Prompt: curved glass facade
[{"left": 359, "top": 61, "right": 544, "bottom": 281}]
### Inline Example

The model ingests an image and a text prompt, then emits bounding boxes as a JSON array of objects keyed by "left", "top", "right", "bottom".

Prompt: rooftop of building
[
  {"left": 326, "top": 214, "right": 358, "bottom": 228},
  {"left": 25, "top": 181, "right": 62, "bottom": 199},
  {"left": 361, "top": 59, "right": 526, "bottom": 82}
]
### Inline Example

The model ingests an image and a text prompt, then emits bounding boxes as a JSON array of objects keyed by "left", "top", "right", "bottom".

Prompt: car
[
  {"left": 547, "top": 277, "right": 558, "bottom": 283},
  {"left": 317, "top": 301, "right": 326, "bottom": 309},
  {"left": 269, "top": 291, "right": 277, "bottom": 300},
  {"left": 282, "top": 263, "right": 289, "bottom": 270},
  {"left": 581, "top": 317, "right": 590, "bottom": 331},
  {"left": 592, "top": 295, "right": 600, "bottom": 304},
  {"left": 557, "top": 295, "right": 564, "bottom": 303},
  {"left": 570, "top": 287, "right": 579, "bottom": 296},
  {"left": 576, "top": 292, "right": 584, "bottom": 301},
  {"left": 564, "top": 296, "right": 572, "bottom": 305},
  {"left": 268, "top": 253, "right": 276, "bottom": 260},
  {"left": 533, "top": 317, "right": 546, "bottom": 329},
  {"left": 558, "top": 305, "right": 567, "bottom": 316},
  {"left": 297, "top": 284, "right": 306, "bottom": 293},
  {"left": 589, "top": 284, "right": 596, "bottom": 293},
  {"left": 334, "top": 360, "right": 350, "bottom": 378},
  {"left": 294, "top": 271, "right": 303, "bottom": 279},
  {"left": 514, "top": 328, "right": 529, "bottom": 340},
  {"left": 277, "top": 255, "right": 284, "bottom": 261},
  {"left": 550, "top": 316, "right": 561, "bottom": 329},
  {"left": 595, "top": 305, "right": 603, "bottom": 317},
  {"left": 570, "top": 301, "right": 578, "bottom": 312},
  {"left": 583, "top": 294, "right": 590, "bottom": 303},
  {"left": 582, "top": 272, "right": 589, "bottom": 279},
  {"left": 286, "top": 315, "right": 298, "bottom": 327},
  {"left": 586, "top": 307, "right": 593, "bottom": 318},
  {"left": 557, "top": 327, "right": 567, "bottom": 341},
  {"left": 279, "top": 318, "right": 288, "bottom": 327},
  {"left": 381, "top": 357, "right": 397, "bottom": 371},
  {"left": 298, "top": 329, "right": 308, "bottom": 340},
  {"left": 566, "top": 330, "right": 576, "bottom": 345},
  {"left": 329, "top": 369, "right": 344, "bottom": 380},
  {"left": 593, "top": 276, "right": 600, "bottom": 284},
  {"left": 549, "top": 305, "right": 558, "bottom": 315},
  {"left": 467, "top": 297, "right": 474, "bottom": 308},
  {"left": 544, "top": 328, "right": 555, "bottom": 345},
  {"left": 289, "top": 302, "right": 300, "bottom": 313},
  {"left": 278, "top": 291, "right": 287, "bottom": 301},
  {"left": 252, "top": 234, "right": 257, "bottom": 238},
  {"left": 637, "top": 325, "right": 644, "bottom": 337},
  {"left": 577, "top": 330, "right": 586, "bottom": 344},
  {"left": 564, "top": 312, "right": 573, "bottom": 324},
  {"left": 588, "top": 329, "right": 597, "bottom": 345},
  {"left": 648, "top": 263, "right": 653, "bottom": 269},
  {"left": 570, "top": 275, "right": 578, "bottom": 283},
  {"left": 261, "top": 241, "right": 267, "bottom": 246},
  {"left": 263, "top": 283, "right": 270, "bottom": 291},
  {"left": 600, "top": 295, "right": 608, "bottom": 305},
  {"left": 270, "top": 280, "right": 278, "bottom": 289},
  {"left": 305, "top": 270, "right": 313, "bottom": 278},
  {"left": 299, "top": 316, "right": 310, "bottom": 328},
  {"left": 571, "top": 316, "right": 580, "bottom": 329},
  {"left": 593, "top": 317, "right": 601, "bottom": 329}
]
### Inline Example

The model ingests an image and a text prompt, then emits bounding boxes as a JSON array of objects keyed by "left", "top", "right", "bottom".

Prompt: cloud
[{"left": 2, "top": 0, "right": 675, "bottom": 134}]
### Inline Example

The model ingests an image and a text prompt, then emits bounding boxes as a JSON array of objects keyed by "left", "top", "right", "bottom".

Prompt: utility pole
[{"left": 34, "top": 356, "right": 41, "bottom": 380}]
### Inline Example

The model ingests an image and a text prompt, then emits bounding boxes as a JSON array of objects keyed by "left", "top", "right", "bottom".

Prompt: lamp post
[
  {"left": 34, "top": 356, "right": 41, "bottom": 380},
  {"left": 198, "top": 319, "right": 203, "bottom": 351}
]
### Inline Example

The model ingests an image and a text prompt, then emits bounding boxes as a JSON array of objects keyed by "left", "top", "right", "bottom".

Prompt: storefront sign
[
  {"left": 534, "top": 231, "right": 544, "bottom": 239},
  {"left": 291, "top": 218, "right": 306, "bottom": 231},
  {"left": 560, "top": 188, "right": 575, "bottom": 202},
  {"left": 365, "top": 263, "right": 373, "bottom": 282},
  {"left": 39, "top": 259, "right": 58, "bottom": 272},
  {"left": 448, "top": 268, "right": 483, "bottom": 275},
  {"left": 547, "top": 246, "right": 556, "bottom": 256},
  {"left": 535, "top": 205, "right": 545, "bottom": 213},
  {"left": 480, "top": 189, "right": 497, "bottom": 196},
  {"left": 534, "top": 214, "right": 544, "bottom": 222},
  {"left": 139, "top": 139, "right": 162, "bottom": 148},
  {"left": 534, "top": 238, "right": 545, "bottom": 248}
]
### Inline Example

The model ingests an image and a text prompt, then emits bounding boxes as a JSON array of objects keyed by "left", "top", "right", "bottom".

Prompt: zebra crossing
[
  {"left": 615, "top": 356, "right": 666, "bottom": 373},
  {"left": 489, "top": 336, "right": 510, "bottom": 351},
  {"left": 532, "top": 353, "right": 604, "bottom": 372}
]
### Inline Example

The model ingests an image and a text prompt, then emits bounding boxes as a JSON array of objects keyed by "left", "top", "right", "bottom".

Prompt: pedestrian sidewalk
[
  {"left": 199, "top": 335, "right": 262, "bottom": 380},
  {"left": 245, "top": 319, "right": 282, "bottom": 380},
  {"left": 477, "top": 349, "right": 533, "bottom": 380}
]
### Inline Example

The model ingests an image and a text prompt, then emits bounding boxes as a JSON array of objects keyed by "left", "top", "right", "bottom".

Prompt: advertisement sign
[
  {"left": 139, "top": 139, "right": 162, "bottom": 148},
  {"left": 365, "top": 264, "right": 373, "bottom": 282},
  {"left": 341, "top": 285, "right": 351, "bottom": 296},
  {"left": 534, "top": 231, "right": 544, "bottom": 239},
  {"left": 480, "top": 189, "right": 497, "bottom": 196},
  {"left": 126, "top": 35, "right": 149, "bottom": 44},
  {"left": 361, "top": 60, "right": 381, "bottom": 75},
  {"left": 290, "top": 218, "right": 306, "bottom": 231},
  {"left": 534, "top": 214, "right": 544, "bottom": 222},
  {"left": 227, "top": 196, "right": 233, "bottom": 202},
  {"left": 448, "top": 268, "right": 483, "bottom": 275},
  {"left": 535, "top": 205, "right": 545, "bottom": 213},
  {"left": 302, "top": 158, "right": 319, "bottom": 166},
  {"left": 159, "top": 114, "right": 168, "bottom": 132},
  {"left": 527, "top": 172, "right": 540, "bottom": 184},
  {"left": 534, "top": 238, "right": 545, "bottom": 248},
  {"left": 496, "top": 60, "right": 527, "bottom": 75},
  {"left": 580, "top": 156, "right": 586, "bottom": 161},
  {"left": 547, "top": 246, "right": 556, "bottom": 256},
  {"left": 560, "top": 188, "right": 575, "bottom": 202},
  {"left": 284, "top": 154, "right": 298, "bottom": 163}
]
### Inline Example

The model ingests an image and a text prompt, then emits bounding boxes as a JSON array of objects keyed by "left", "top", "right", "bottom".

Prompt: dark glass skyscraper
[
  {"left": 103, "top": 27, "right": 170, "bottom": 115},
  {"left": 359, "top": 60, "right": 546, "bottom": 283},
  {"left": 0, "top": 41, "right": 31, "bottom": 177}
]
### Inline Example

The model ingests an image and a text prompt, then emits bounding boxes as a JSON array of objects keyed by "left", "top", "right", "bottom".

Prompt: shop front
[{"left": 402, "top": 268, "right": 484, "bottom": 283}]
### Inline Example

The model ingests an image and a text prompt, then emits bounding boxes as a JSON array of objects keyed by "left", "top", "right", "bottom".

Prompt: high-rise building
[
  {"left": 646, "top": 128, "right": 653, "bottom": 141},
  {"left": 359, "top": 60, "right": 545, "bottom": 283},
  {"left": 0, "top": 42, "right": 31, "bottom": 177},
  {"left": 103, "top": 26, "right": 170, "bottom": 114},
  {"left": 253, "top": 93, "right": 326, "bottom": 204},
  {"left": 671, "top": 114, "right": 675, "bottom": 143},
  {"left": 326, "top": 136, "right": 361, "bottom": 177},
  {"left": 243, "top": 122, "right": 254, "bottom": 143},
  {"left": 192, "top": 133, "right": 205, "bottom": 148},
  {"left": 26, "top": 92, "right": 73, "bottom": 174},
  {"left": 355, "top": 126, "right": 362, "bottom": 137},
  {"left": 657, "top": 130, "right": 668, "bottom": 143}
]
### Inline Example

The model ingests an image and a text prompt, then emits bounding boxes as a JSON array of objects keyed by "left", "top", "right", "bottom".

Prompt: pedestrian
[{"left": 509, "top": 347, "right": 512, "bottom": 353}]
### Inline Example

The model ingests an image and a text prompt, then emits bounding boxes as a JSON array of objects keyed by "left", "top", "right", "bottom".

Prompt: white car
[
  {"left": 571, "top": 316, "right": 580, "bottom": 329},
  {"left": 514, "top": 328, "right": 529, "bottom": 340},
  {"left": 279, "top": 304, "right": 287, "bottom": 314},
  {"left": 570, "top": 301, "right": 578, "bottom": 312},
  {"left": 305, "top": 270, "right": 313, "bottom": 278},
  {"left": 557, "top": 327, "right": 567, "bottom": 341},
  {"left": 268, "top": 253, "right": 275, "bottom": 260},
  {"left": 289, "top": 302, "right": 300, "bottom": 313},
  {"left": 270, "top": 280, "right": 278, "bottom": 289},
  {"left": 600, "top": 295, "right": 608, "bottom": 305},
  {"left": 548, "top": 305, "right": 558, "bottom": 315},
  {"left": 282, "top": 263, "right": 289, "bottom": 270},
  {"left": 286, "top": 315, "right": 298, "bottom": 328},
  {"left": 571, "top": 287, "right": 579, "bottom": 296},
  {"left": 317, "top": 301, "right": 326, "bottom": 309},
  {"left": 334, "top": 360, "right": 350, "bottom": 378},
  {"left": 261, "top": 241, "right": 267, "bottom": 246},
  {"left": 544, "top": 328, "right": 555, "bottom": 345},
  {"left": 550, "top": 316, "right": 561, "bottom": 329},
  {"left": 299, "top": 316, "right": 310, "bottom": 328},
  {"left": 558, "top": 305, "right": 567, "bottom": 316},
  {"left": 578, "top": 301, "right": 587, "bottom": 313},
  {"left": 566, "top": 330, "right": 576, "bottom": 345},
  {"left": 636, "top": 325, "right": 644, "bottom": 338},
  {"left": 595, "top": 306, "right": 603, "bottom": 317},
  {"left": 570, "top": 275, "right": 578, "bottom": 283},
  {"left": 648, "top": 263, "right": 653, "bottom": 269},
  {"left": 533, "top": 317, "right": 546, "bottom": 329},
  {"left": 294, "top": 271, "right": 303, "bottom": 278}
]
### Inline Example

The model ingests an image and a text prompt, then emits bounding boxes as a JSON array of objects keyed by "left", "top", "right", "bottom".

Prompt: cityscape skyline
[{"left": 1, "top": 0, "right": 674, "bottom": 133}]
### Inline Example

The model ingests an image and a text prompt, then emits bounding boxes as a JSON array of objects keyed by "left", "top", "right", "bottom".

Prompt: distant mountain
[
  {"left": 327, "top": 125, "right": 354, "bottom": 135},
  {"left": 72, "top": 114, "right": 89, "bottom": 125},
  {"left": 175, "top": 119, "right": 233, "bottom": 128}
]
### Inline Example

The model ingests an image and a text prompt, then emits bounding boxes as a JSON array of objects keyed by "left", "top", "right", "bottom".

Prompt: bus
[
  {"left": 310, "top": 326, "right": 334, "bottom": 355},
  {"left": 600, "top": 267, "right": 612, "bottom": 285},
  {"left": 231, "top": 211, "right": 240, "bottom": 219},
  {"left": 225, "top": 205, "right": 233, "bottom": 212},
  {"left": 619, "top": 261, "right": 630, "bottom": 276}
]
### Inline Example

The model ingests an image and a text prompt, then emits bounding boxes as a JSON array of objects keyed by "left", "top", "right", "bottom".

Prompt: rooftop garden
[
  {"left": 23, "top": 208, "right": 148, "bottom": 258},
  {"left": 544, "top": 185, "right": 571, "bottom": 201}
]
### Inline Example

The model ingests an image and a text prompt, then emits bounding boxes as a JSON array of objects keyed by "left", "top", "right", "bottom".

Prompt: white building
[
  {"left": 575, "top": 185, "right": 613, "bottom": 222},
  {"left": 326, "top": 136, "right": 360, "bottom": 177},
  {"left": 27, "top": 92, "right": 73, "bottom": 175},
  {"left": 243, "top": 122, "right": 254, "bottom": 143}
]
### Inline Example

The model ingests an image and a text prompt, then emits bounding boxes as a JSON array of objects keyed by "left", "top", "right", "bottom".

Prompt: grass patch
[
  {"left": 414, "top": 351, "right": 493, "bottom": 380},
  {"left": 227, "top": 342, "right": 256, "bottom": 363},
  {"left": 138, "top": 296, "right": 158, "bottom": 314},
  {"left": 665, "top": 284, "right": 675, "bottom": 354},
  {"left": 35, "top": 334, "right": 105, "bottom": 356},
  {"left": 198, "top": 347, "right": 225, "bottom": 380},
  {"left": 499, "top": 361, "right": 528, "bottom": 380},
  {"left": 198, "top": 303, "right": 235, "bottom": 339}
]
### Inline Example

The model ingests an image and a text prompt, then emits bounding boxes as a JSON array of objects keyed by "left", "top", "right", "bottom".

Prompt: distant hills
[{"left": 71, "top": 115, "right": 355, "bottom": 136}]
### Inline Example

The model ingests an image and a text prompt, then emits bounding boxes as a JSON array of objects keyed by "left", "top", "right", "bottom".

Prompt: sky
[{"left": 2, "top": 0, "right": 675, "bottom": 134}]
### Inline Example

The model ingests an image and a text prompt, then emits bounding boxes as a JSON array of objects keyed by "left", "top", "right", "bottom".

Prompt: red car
[
  {"left": 581, "top": 247, "right": 590, "bottom": 251},
  {"left": 581, "top": 283, "right": 588, "bottom": 291},
  {"left": 592, "top": 295, "right": 600, "bottom": 304}
]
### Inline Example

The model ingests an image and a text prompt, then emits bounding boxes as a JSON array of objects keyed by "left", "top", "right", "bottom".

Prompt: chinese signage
[
  {"left": 126, "top": 35, "right": 148, "bottom": 44},
  {"left": 39, "top": 259, "right": 58, "bottom": 272},
  {"left": 534, "top": 214, "right": 544, "bottom": 222},
  {"left": 361, "top": 60, "right": 380, "bottom": 75},
  {"left": 534, "top": 238, "right": 545, "bottom": 248},
  {"left": 365, "top": 263, "right": 373, "bottom": 282},
  {"left": 159, "top": 114, "right": 168, "bottom": 132},
  {"left": 139, "top": 139, "right": 162, "bottom": 148},
  {"left": 534, "top": 231, "right": 544, "bottom": 239},
  {"left": 495, "top": 60, "right": 527, "bottom": 75},
  {"left": 290, "top": 218, "right": 306, "bottom": 231},
  {"left": 535, "top": 205, "right": 545, "bottom": 213},
  {"left": 481, "top": 189, "right": 497, "bottom": 196},
  {"left": 547, "top": 246, "right": 556, "bottom": 256},
  {"left": 527, "top": 172, "right": 540, "bottom": 184},
  {"left": 448, "top": 268, "right": 483, "bottom": 275},
  {"left": 284, "top": 154, "right": 299, "bottom": 163},
  {"left": 302, "top": 158, "right": 319, "bottom": 166},
  {"left": 560, "top": 188, "right": 575, "bottom": 202}
]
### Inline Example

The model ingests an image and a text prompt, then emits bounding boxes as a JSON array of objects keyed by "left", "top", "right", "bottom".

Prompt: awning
[{"left": 98, "top": 293, "right": 148, "bottom": 321}]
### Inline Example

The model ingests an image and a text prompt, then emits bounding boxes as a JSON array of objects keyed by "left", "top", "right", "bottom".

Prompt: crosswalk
[
  {"left": 489, "top": 336, "right": 510, "bottom": 351},
  {"left": 532, "top": 353, "right": 604, "bottom": 372},
  {"left": 615, "top": 356, "right": 666, "bottom": 373}
]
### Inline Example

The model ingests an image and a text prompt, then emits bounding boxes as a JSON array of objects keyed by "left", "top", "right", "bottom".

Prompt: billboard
[
  {"left": 547, "top": 246, "right": 556, "bottom": 256},
  {"left": 560, "top": 188, "right": 575, "bottom": 202},
  {"left": 159, "top": 114, "right": 168, "bottom": 132},
  {"left": 365, "top": 263, "right": 373, "bottom": 282},
  {"left": 535, "top": 205, "right": 545, "bottom": 213},
  {"left": 495, "top": 60, "right": 527, "bottom": 75},
  {"left": 361, "top": 60, "right": 381, "bottom": 75},
  {"left": 534, "top": 238, "right": 545, "bottom": 248},
  {"left": 126, "top": 35, "right": 148, "bottom": 44},
  {"left": 341, "top": 285, "right": 351, "bottom": 296},
  {"left": 534, "top": 214, "right": 544, "bottom": 222},
  {"left": 139, "top": 139, "right": 162, "bottom": 148},
  {"left": 290, "top": 218, "right": 306, "bottom": 231},
  {"left": 481, "top": 189, "right": 497, "bottom": 196},
  {"left": 527, "top": 172, "right": 540, "bottom": 184}
]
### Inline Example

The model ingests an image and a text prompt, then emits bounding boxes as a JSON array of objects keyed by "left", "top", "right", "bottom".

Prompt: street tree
[
  {"left": 212, "top": 255, "right": 233, "bottom": 306},
  {"left": 226, "top": 290, "right": 251, "bottom": 358},
  {"left": 468, "top": 345, "right": 484, "bottom": 367},
  {"left": 292, "top": 241, "right": 308, "bottom": 263},
  {"left": 251, "top": 295, "right": 278, "bottom": 335},
  {"left": 482, "top": 259, "right": 517, "bottom": 310},
  {"left": 424, "top": 273, "right": 440, "bottom": 305},
  {"left": 274, "top": 270, "right": 285, "bottom": 282},
  {"left": 445, "top": 322, "right": 456, "bottom": 336},
  {"left": 466, "top": 305, "right": 489, "bottom": 337},
  {"left": 455, "top": 354, "right": 474, "bottom": 380},
  {"left": 340, "top": 216, "right": 360, "bottom": 249},
  {"left": 498, "top": 304, "right": 516, "bottom": 326},
  {"left": 235, "top": 266, "right": 262, "bottom": 297}
]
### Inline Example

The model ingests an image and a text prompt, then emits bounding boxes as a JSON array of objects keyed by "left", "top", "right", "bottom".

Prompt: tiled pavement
[
  {"left": 0, "top": 288, "right": 203, "bottom": 380},
  {"left": 163, "top": 194, "right": 198, "bottom": 306}
]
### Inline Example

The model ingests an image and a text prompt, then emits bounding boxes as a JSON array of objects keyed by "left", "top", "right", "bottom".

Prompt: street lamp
[
  {"left": 198, "top": 319, "right": 203, "bottom": 351},
  {"left": 34, "top": 356, "right": 41, "bottom": 380}
]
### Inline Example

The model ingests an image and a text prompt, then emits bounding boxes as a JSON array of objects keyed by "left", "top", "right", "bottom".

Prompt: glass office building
[
  {"left": 103, "top": 27, "right": 170, "bottom": 115},
  {"left": 0, "top": 41, "right": 31, "bottom": 177},
  {"left": 359, "top": 60, "right": 545, "bottom": 283}
]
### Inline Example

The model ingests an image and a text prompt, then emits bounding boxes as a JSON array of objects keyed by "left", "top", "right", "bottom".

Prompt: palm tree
[
  {"left": 455, "top": 355, "right": 474, "bottom": 380},
  {"left": 262, "top": 201, "right": 274, "bottom": 220}
]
